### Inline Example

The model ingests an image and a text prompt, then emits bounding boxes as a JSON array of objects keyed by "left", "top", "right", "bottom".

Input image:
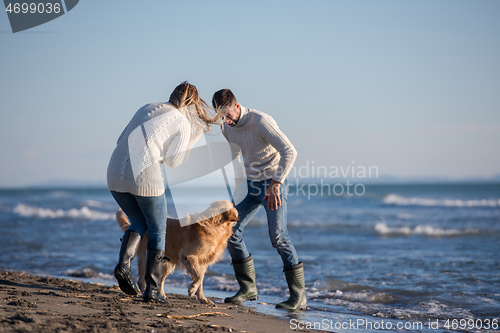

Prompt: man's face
[{"left": 223, "top": 103, "right": 241, "bottom": 127}]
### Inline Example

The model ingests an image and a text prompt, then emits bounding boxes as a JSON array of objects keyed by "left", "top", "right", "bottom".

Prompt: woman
[{"left": 107, "top": 82, "right": 219, "bottom": 302}]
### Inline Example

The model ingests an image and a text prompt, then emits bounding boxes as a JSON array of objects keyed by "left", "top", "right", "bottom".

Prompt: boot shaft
[
  {"left": 118, "top": 230, "right": 142, "bottom": 267},
  {"left": 224, "top": 254, "right": 258, "bottom": 303},
  {"left": 284, "top": 262, "right": 305, "bottom": 293},
  {"left": 144, "top": 249, "right": 165, "bottom": 288},
  {"left": 232, "top": 255, "right": 256, "bottom": 288},
  {"left": 114, "top": 230, "right": 142, "bottom": 296},
  {"left": 143, "top": 248, "right": 166, "bottom": 302},
  {"left": 276, "top": 262, "right": 307, "bottom": 310}
]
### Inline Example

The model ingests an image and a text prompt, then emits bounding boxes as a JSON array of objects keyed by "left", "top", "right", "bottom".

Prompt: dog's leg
[
  {"left": 160, "top": 262, "right": 176, "bottom": 301},
  {"left": 194, "top": 264, "right": 210, "bottom": 304},
  {"left": 181, "top": 255, "right": 200, "bottom": 298},
  {"left": 183, "top": 255, "right": 212, "bottom": 304}
]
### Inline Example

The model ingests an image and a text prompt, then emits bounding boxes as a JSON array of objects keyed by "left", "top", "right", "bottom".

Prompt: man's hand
[{"left": 264, "top": 180, "right": 281, "bottom": 211}]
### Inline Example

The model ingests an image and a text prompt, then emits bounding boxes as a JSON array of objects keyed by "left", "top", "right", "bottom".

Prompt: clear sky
[{"left": 1, "top": 0, "right": 499, "bottom": 187}]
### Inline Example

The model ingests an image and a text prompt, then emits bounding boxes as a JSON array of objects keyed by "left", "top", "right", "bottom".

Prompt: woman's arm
[{"left": 163, "top": 119, "right": 192, "bottom": 168}]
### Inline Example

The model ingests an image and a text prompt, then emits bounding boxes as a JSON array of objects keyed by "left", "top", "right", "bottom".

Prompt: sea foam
[
  {"left": 374, "top": 222, "right": 480, "bottom": 237},
  {"left": 13, "top": 203, "right": 115, "bottom": 220},
  {"left": 383, "top": 194, "right": 500, "bottom": 207}
]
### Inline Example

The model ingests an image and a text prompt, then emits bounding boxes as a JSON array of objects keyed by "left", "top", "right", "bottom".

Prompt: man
[{"left": 212, "top": 89, "right": 306, "bottom": 310}]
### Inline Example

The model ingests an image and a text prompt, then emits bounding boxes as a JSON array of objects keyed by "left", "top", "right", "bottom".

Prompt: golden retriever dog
[{"left": 116, "top": 200, "right": 238, "bottom": 304}]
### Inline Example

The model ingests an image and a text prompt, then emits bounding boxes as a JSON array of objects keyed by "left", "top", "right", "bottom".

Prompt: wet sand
[{"left": 0, "top": 271, "right": 320, "bottom": 333}]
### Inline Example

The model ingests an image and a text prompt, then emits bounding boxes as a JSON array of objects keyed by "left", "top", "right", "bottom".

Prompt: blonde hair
[{"left": 169, "top": 81, "right": 222, "bottom": 149}]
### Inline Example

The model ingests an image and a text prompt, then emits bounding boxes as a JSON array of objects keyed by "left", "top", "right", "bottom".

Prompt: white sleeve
[
  {"left": 116, "top": 125, "right": 128, "bottom": 145},
  {"left": 260, "top": 116, "right": 297, "bottom": 183},
  {"left": 163, "top": 120, "right": 191, "bottom": 168}
]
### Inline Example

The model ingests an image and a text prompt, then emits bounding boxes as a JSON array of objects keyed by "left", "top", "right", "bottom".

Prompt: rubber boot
[
  {"left": 276, "top": 262, "right": 307, "bottom": 310},
  {"left": 114, "top": 230, "right": 141, "bottom": 296},
  {"left": 142, "top": 249, "right": 167, "bottom": 303},
  {"left": 224, "top": 254, "right": 258, "bottom": 303}
]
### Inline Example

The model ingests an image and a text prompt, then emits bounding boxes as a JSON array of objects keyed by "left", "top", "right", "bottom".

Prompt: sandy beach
[{"left": 0, "top": 270, "right": 322, "bottom": 333}]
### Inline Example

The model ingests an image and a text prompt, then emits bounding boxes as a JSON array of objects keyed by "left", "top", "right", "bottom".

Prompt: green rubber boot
[
  {"left": 224, "top": 255, "right": 258, "bottom": 304},
  {"left": 276, "top": 262, "right": 307, "bottom": 310}
]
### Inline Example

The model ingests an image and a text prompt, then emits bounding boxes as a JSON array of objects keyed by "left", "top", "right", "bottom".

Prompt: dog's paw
[{"left": 199, "top": 297, "right": 214, "bottom": 305}]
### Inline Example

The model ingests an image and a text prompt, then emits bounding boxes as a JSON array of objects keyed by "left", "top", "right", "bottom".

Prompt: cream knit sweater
[
  {"left": 222, "top": 106, "right": 297, "bottom": 183},
  {"left": 107, "top": 103, "right": 191, "bottom": 197}
]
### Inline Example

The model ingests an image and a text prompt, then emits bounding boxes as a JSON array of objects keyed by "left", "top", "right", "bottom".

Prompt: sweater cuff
[{"left": 272, "top": 174, "right": 287, "bottom": 184}]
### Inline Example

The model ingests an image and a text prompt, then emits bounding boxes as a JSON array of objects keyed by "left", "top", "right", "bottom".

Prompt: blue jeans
[
  {"left": 228, "top": 178, "right": 299, "bottom": 267},
  {"left": 110, "top": 191, "right": 168, "bottom": 251}
]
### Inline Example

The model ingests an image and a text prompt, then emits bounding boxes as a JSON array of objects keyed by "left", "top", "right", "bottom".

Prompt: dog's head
[
  {"left": 209, "top": 200, "right": 238, "bottom": 225},
  {"left": 221, "top": 207, "right": 239, "bottom": 224},
  {"left": 191, "top": 200, "right": 238, "bottom": 227}
]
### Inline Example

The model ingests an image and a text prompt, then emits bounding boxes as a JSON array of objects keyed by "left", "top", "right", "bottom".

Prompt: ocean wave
[
  {"left": 308, "top": 279, "right": 395, "bottom": 304},
  {"left": 13, "top": 204, "right": 115, "bottom": 220},
  {"left": 82, "top": 200, "right": 104, "bottom": 208},
  {"left": 372, "top": 300, "right": 474, "bottom": 321},
  {"left": 47, "top": 191, "right": 72, "bottom": 197},
  {"left": 316, "top": 290, "right": 475, "bottom": 321},
  {"left": 309, "top": 289, "right": 394, "bottom": 304},
  {"left": 397, "top": 213, "right": 415, "bottom": 219},
  {"left": 374, "top": 222, "right": 480, "bottom": 237},
  {"left": 383, "top": 194, "right": 500, "bottom": 207},
  {"left": 205, "top": 275, "right": 239, "bottom": 292},
  {"left": 357, "top": 301, "right": 473, "bottom": 321},
  {"left": 63, "top": 268, "right": 114, "bottom": 280}
]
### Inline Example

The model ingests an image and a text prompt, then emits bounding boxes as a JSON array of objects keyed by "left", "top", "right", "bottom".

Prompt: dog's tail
[{"left": 116, "top": 209, "right": 130, "bottom": 233}]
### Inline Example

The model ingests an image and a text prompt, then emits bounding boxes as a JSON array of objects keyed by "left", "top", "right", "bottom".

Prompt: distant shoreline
[{"left": 1, "top": 178, "right": 500, "bottom": 191}]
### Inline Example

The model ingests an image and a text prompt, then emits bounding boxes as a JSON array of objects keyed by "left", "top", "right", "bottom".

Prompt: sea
[{"left": 1, "top": 182, "right": 499, "bottom": 332}]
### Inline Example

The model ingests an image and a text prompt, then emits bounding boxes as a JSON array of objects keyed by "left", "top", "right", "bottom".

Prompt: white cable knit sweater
[
  {"left": 222, "top": 106, "right": 297, "bottom": 183},
  {"left": 107, "top": 103, "right": 191, "bottom": 197}
]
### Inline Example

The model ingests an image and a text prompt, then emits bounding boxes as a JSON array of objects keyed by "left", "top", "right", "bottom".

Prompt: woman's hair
[{"left": 169, "top": 81, "right": 221, "bottom": 149}]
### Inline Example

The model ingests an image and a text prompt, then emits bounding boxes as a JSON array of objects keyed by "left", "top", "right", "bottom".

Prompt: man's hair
[{"left": 212, "top": 89, "right": 237, "bottom": 110}]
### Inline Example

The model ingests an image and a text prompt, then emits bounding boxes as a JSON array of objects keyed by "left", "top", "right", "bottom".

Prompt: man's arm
[
  {"left": 260, "top": 116, "right": 297, "bottom": 210},
  {"left": 260, "top": 116, "right": 297, "bottom": 182}
]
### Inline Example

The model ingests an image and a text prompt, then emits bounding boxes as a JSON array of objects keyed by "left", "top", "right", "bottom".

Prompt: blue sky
[{"left": 1, "top": 0, "right": 499, "bottom": 187}]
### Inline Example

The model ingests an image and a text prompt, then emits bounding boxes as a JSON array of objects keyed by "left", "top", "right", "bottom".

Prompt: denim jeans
[
  {"left": 227, "top": 178, "right": 299, "bottom": 267},
  {"left": 110, "top": 191, "right": 168, "bottom": 251}
]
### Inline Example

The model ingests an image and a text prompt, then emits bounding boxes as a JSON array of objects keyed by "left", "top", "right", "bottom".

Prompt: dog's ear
[{"left": 224, "top": 208, "right": 239, "bottom": 223}]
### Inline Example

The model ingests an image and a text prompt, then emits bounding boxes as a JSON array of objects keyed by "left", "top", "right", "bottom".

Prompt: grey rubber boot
[
  {"left": 275, "top": 262, "right": 307, "bottom": 310},
  {"left": 142, "top": 249, "right": 167, "bottom": 303},
  {"left": 224, "top": 254, "right": 258, "bottom": 303},
  {"left": 114, "top": 230, "right": 141, "bottom": 296}
]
